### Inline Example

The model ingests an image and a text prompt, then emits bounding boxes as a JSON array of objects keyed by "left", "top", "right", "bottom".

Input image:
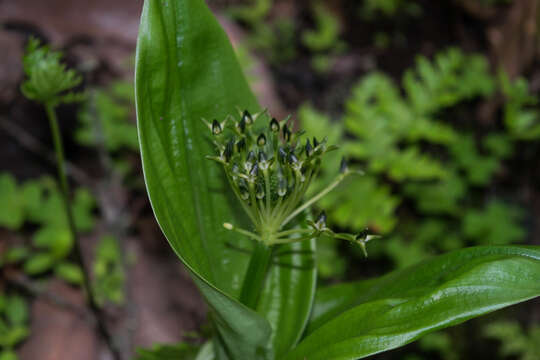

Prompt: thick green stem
[
  {"left": 239, "top": 241, "right": 273, "bottom": 309},
  {"left": 45, "top": 103, "right": 121, "bottom": 360}
]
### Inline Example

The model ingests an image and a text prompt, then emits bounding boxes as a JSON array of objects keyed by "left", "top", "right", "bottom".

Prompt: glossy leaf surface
[
  {"left": 258, "top": 239, "right": 317, "bottom": 356},
  {"left": 135, "top": 0, "right": 316, "bottom": 358},
  {"left": 135, "top": 0, "right": 270, "bottom": 357},
  {"left": 287, "top": 246, "right": 540, "bottom": 360}
]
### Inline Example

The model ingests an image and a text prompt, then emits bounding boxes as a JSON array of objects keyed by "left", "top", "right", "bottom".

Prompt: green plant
[
  {"left": 0, "top": 294, "right": 29, "bottom": 360},
  {"left": 499, "top": 71, "right": 540, "bottom": 140},
  {"left": 76, "top": 82, "right": 138, "bottom": 152},
  {"left": 301, "top": 48, "right": 527, "bottom": 272},
  {"left": 228, "top": 0, "right": 297, "bottom": 64},
  {"left": 0, "top": 174, "right": 95, "bottom": 283},
  {"left": 484, "top": 320, "right": 540, "bottom": 360},
  {"left": 134, "top": 1, "right": 540, "bottom": 359},
  {"left": 93, "top": 235, "right": 125, "bottom": 305},
  {"left": 20, "top": 38, "right": 119, "bottom": 359},
  {"left": 301, "top": 2, "right": 345, "bottom": 73},
  {"left": 361, "top": 0, "right": 422, "bottom": 18}
]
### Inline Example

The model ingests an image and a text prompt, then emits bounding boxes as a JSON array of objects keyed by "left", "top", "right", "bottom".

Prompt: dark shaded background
[{"left": 1, "top": 0, "right": 539, "bottom": 359}]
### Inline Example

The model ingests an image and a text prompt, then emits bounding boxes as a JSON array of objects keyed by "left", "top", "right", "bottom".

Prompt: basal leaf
[
  {"left": 136, "top": 0, "right": 316, "bottom": 358},
  {"left": 136, "top": 0, "right": 271, "bottom": 357},
  {"left": 288, "top": 246, "right": 540, "bottom": 360}
]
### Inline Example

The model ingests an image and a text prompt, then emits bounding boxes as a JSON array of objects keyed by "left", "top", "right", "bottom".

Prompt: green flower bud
[
  {"left": 257, "top": 133, "right": 266, "bottom": 147},
  {"left": 305, "top": 139, "right": 313, "bottom": 157},
  {"left": 278, "top": 147, "right": 287, "bottom": 164},
  {"left": 270, "top": 118, "right": 280, "bottom": 132},
  {"left": 283, "top": 124, "right": 291, "bottom": 142},
  {"left": 242, "top": 110, "right": 253, "bottom": 125},
  {"left": 212, "top": 119, "right": 222, "bottom": 135},
  {"left": 278, "top": 177, "right": 287, "bottom": 197},
  {"left": 256, "top": 183, "right": 265, "bottom": 199},
  {"left": 236, "top": 138, "right": 246, "bottom": 153},
  {"left": 340, "top": 157, "right": 348, "bottom": 174}
]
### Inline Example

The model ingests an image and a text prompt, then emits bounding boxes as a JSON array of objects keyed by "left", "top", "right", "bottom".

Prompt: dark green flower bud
[
  {"left": 212, "top": 119, "right": 222, "bottom": 135},
  {"left": 357, "top": 228, "right": 369, "bottom": 239},
  {"left": 242, "top": 110, "right": 253, "bottom": 125},
  {"left": 305, "top": 139, "right": 313, "bottom": 157},
  {"left": 245, "top": 151, "right": 256, "bottom": 172},
  {"left": 256, "top": 182, "right": 265, "bottom": 199},
  {"left": 224, "top": 139, "right": 234, "bottom": 162},
  {"left": 283, "top": 124, "right": 291, "bottom": 142},
  {"left": 288, "top": 153, "right": 299, "bottom": 165},
  {"left": 278, "top": 147, "right": 287, "bottom": 164},
  {"left": 250, "top": 163, "right": 259, "bottom": 177},
  {"left": 240, "top": 189, "right": 250, "bottom": 200},
  {"left": 316, "top": 211, "right": 327, "bottom": 229},
  {"left": 238, "top": 117, "right": 246, "bottom": 133},
  {"left": 258, "top": 151, "right": 269, "bottom": 170},
  {"left": 270, "top": 118, "right": 280, "bottom": 132},
  {"left": 257, "top": 133, "right": 266, "bottom": 147},
  {"left": 340, "top": 157, "right": 348, "bottom": 174},
  {"left": 236, "top": 138, "right": 246, "bottom": 153},
  {"left": 313, "top": 137, "right": 319, "bottom": 148},
  {"left": 278, "top": 177, "right": 287, "bottom": 197}
]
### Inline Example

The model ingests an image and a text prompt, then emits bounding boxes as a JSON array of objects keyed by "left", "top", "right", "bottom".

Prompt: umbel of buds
[{"left": 203, "top": 109, "right": 376, "bottom": 253}]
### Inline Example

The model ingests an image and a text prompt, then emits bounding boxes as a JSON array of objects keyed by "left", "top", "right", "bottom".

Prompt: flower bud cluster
[{"left": 204, "top": 109, "right": 374, "bottom": 251}]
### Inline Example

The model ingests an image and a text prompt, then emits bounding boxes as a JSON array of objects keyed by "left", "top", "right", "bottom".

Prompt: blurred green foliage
[
  {"left": 93, "top": 235, "right": 125, "bottom": 305},
  {"left": 300, "top": 48, "right": 534, "bottom": 275},
  {"left": 21, "top": 37, "right": 84, "bottom": 106},
  {"left": 484, "top": 321, "right": 540, "bottom": 360},
  {"left": 76, "top": 82, "right": 138, "bottom": 153},
  {"left": 228, "top": 0, "right": 296, "bottom": 64},
  {"left": 135, "top": 342, "right": 201, "bottom": 360},
  {"left": 360, "top": 0, "right": 422, "bottom": 18},
  {"left": 0, "top": 174, "right": 94, "bottom": 284},
  {"left": 0, "top": 294, "right": 29, "bottom": 360},
  {"left": 301, "top": 2, "right": 345, "bottom": 73}
]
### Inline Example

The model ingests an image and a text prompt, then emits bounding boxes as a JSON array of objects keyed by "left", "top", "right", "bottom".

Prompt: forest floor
[{"left": 0, "top": 0, "right": 539, "bottom": 359}]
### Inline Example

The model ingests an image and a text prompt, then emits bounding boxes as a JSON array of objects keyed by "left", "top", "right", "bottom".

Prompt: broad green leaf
[
  {"left": 136, "top": 0, "right": 271, "bottom": 355},
  {"left": 287, "top": 246, "right": 540, "bottom": 360},
  {"left": 136, "top": 0, "right": 318, "bottom": 358}
]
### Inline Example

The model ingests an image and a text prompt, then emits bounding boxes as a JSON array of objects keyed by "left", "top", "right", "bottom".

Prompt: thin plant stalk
[{"left": 45, "top": 103, "right": 121, "bottom": 360}]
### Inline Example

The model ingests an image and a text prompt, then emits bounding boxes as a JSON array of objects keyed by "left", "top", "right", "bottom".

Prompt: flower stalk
[{"left": 205, "top": 109, "right": 376, "bottom": 308}]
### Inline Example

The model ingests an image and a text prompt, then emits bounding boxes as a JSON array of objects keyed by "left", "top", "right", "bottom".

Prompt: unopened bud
[
  {"left": 224, "top": 139, "right": 234, "bottom": 162},
  {"left": 236, "top": 138, "right": 246, "bottom": 153},
  {"left": 256, "top": 183, "right": 265, "bottom": 199},
  {"left": 278, "top": 178, "right": 287, "bottom": 197},
  {"left": 305, "top": 139, "right": 313, "bottom": 157},
  {"left": 257, "top": 133, "right": 266, "bottom": 147},
  {"left": 316, "top": 211, "right": 327, "bottom": 229},
  {"left": 270, "top": 118, "right": 280, "bottom": 132},
  {"left": 340, "top": 157, "right": 348, "bottom": 174},
  {"left": 278, "top": 147, "right": 287, "bottom": 164},
  {"left": 212, "top": 119, "right": 222, "bottom": 135},
  {"left": 242, "top": 110, "right": 253, "bottom": 125},
  {"left": 283, "top": 124, "right": 291, "bottom": 142}
]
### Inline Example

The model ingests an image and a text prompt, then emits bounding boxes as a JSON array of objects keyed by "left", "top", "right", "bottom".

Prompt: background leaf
[{"left": 286, "top": 246, "right": 540, "bottom": 360}]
